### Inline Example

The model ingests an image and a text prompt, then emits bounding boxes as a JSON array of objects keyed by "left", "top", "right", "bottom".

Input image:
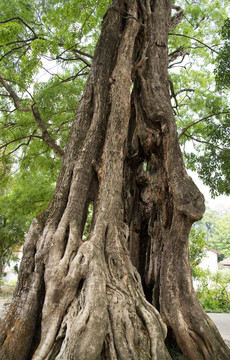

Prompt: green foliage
[
  {"left": 0, "top": 279, "right": 16, "bottom": 296},
  {"left": 196, "top": 271, "right": 230, "bottom": 313},
  {"left": 0, "top": 165, "right": 56, "bottom": 282},
  {"left": 189, "top": 208, "right": 230, "bottom": 286},
  {"left": 197, "top": 209, "right": 230, "bottom": 259},
  {"left": 186, "top": 145, "right": 230, "bottom": 197},
  {"left": 192, "top": 266, "right": 211, "bottom": 281},
  {"left": 169, "top": 0, "right": 230, "bottom": 196},
  {"left": 0, "top": 0, "right": 109, "bottom": 170},
  {"left": 0, "top": 0, "right": 229, "bottom": 200},
  {"left": 82, "top": 202, "right": 94, "bottom": 240},
  {"left": 0, "top": 214, "right": 24, "bottom": 274},
  {"left": 208, "top": 214, "right": 230, "bottom": 258},
  {"left": 0, "top": 0, "right": 110, "bottom": 274},
  {"left": 215, "top": 18, "right": 230, "bottom": 89},
  {"left": 189, "top": 226, "right": 207, "bottom": 278}
]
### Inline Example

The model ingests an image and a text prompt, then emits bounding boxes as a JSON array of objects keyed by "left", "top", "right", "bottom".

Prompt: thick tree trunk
[{"left": 0, "top": 1, "right": 229, "bottom": 359}]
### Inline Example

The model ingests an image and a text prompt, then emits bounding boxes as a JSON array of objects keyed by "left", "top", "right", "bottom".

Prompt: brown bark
[{"left": 0, "top": 1, "right": 229, "bottom": 359}]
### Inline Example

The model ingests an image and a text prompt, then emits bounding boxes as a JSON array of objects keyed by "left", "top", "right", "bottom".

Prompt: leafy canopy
[
  {"left": 196, "top": 207, "right": 230, "bottom": 259},
  {"left": 0, "top": 0, "right": 109, "bottom": 275},
  {"left": 1, "top": 0, "right": 229, "bottom": 196},
  {"left": 215, "top": 18, "right": 230, "bottom": 89},
  {"left": 189, "top": 226, "right": 207, "bottom": 278},
  {"left": 169, "top": 0, "right": 230, "bottom": 196}
]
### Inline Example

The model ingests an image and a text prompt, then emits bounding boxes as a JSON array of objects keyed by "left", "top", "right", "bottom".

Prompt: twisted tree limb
[{"left": 0, "top": 73, "right": 64, "bottom": 158}]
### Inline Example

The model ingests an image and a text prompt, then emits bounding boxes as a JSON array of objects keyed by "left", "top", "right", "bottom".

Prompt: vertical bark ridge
[
  {"left": 127, "top": 1, "right": 230, "bottom": 359},
  {"left": 31, "top": 2, "right": 130, "bottom": 358},
  {"left": 0, "top": 2, "right": 125, "bottom": 359}
]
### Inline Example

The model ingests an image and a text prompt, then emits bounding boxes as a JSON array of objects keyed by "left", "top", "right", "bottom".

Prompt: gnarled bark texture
[{"left": 0, "top": 1, "right": 229, "bottom": 359}]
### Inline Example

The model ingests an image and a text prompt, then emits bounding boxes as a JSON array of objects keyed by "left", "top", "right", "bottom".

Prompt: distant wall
[{"left": 199, "top": 250, "right": 218, "bottom": 273}]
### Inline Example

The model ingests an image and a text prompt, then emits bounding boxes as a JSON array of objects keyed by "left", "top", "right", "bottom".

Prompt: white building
[
  {"left": 198, "top": 247, "right": 220, "bottom": 273},
  {"left": 3, "top": 247, "right": 22, "bottom": 282},
  {"left": 193, "top": 247, "right": 220, "bottom": 290}
]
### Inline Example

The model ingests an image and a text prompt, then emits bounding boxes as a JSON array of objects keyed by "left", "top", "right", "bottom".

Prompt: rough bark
[{"left": 0, "top": 1, "right": 229, "bottom": 360}]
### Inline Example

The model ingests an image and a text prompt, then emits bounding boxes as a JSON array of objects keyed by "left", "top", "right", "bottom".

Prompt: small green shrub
[
  {"left": 0, "top": 279, "right": 16, "bottom": 298},
  {"left": 196, "top": 271, "right": 230, "bottom": 313}
]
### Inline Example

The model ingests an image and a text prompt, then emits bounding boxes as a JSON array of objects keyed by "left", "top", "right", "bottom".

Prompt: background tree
[
  {"left": 0, "top": 0, "right": 95, "bottom": 283},
  {"left": 209, "top": 214, "right": 230, "bottom": 258},
  {"left": 197, "top": 209, "right": 230, "bottom": 260},
  {"left": 0, "top": 167, "right": 56, "bottom": 285},
  {"left": 0, "top": 215, "right": 24, "bottom": 291},
  {"left": 0, "top": 1, "right": 230, "bottom": 360},
  {"left": 189, "top": 226, "right": 207, "bottom": 277},
  {"left": 168, "top": 0, "right": 230, "bottom": 197},
  {"left": 215, "top": 17, "right": 230, "bottom": 89}
]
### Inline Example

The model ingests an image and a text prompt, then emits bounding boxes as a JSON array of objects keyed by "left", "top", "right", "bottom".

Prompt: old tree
[{"left": 0, "top": 0, "right": 230, "bottom": 359}]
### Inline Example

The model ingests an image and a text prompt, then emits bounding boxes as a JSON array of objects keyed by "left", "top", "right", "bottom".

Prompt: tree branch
[
  {"left": 31, "top": 105, "right": 64, "bottom": 158},
  {"left": 175, "top": 88, "right": 194, "bottom": 96},
  {"left": 0, "top": 17, "right": 38, "bottom": 36},
  {"left": 56, "top": 55, "right": 91, "bottom": 67},
  {"left": 0, "top": 44, "right": 30, "bottom": 62},
  {"left": 0, "top": 134, "right": 43, "bottom": 153},
  {"left": 42, "top": 66, "right": 89, "bottom": 85},
  {"left": 55, "top": 44, "right": 93, "bottom": 67},
  {"left": 0, "top": 73, "right": 31, "bottom": 111},
  {"left": 55, "top": 70, "right": 89, "bottom": 85},
  {"left": 0, "top": 74, "right": 65, "bottom": 158},
  {"left": 72, "top": 49, "right": 93, "bottom": 59},
  {"left": 169, "top": 80, "right": 179, "bottom": 109},
  {"left": 168, "top": 46, "right": 187, "bottom": 64},
  {"left": 169, "top": 33, "right": 219, "bottom": 55},
  {"left": 179, "top": 112, "right": 230, "bottom": 139},
  {"left": 0, "top": 37, "right": 38, "bottom": 48},
  {"left": 184, "top": 133, "right": 222, "bottom": 149},
  {"left": 169, "top": 7, "right": 184, "bottom": 32}
]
